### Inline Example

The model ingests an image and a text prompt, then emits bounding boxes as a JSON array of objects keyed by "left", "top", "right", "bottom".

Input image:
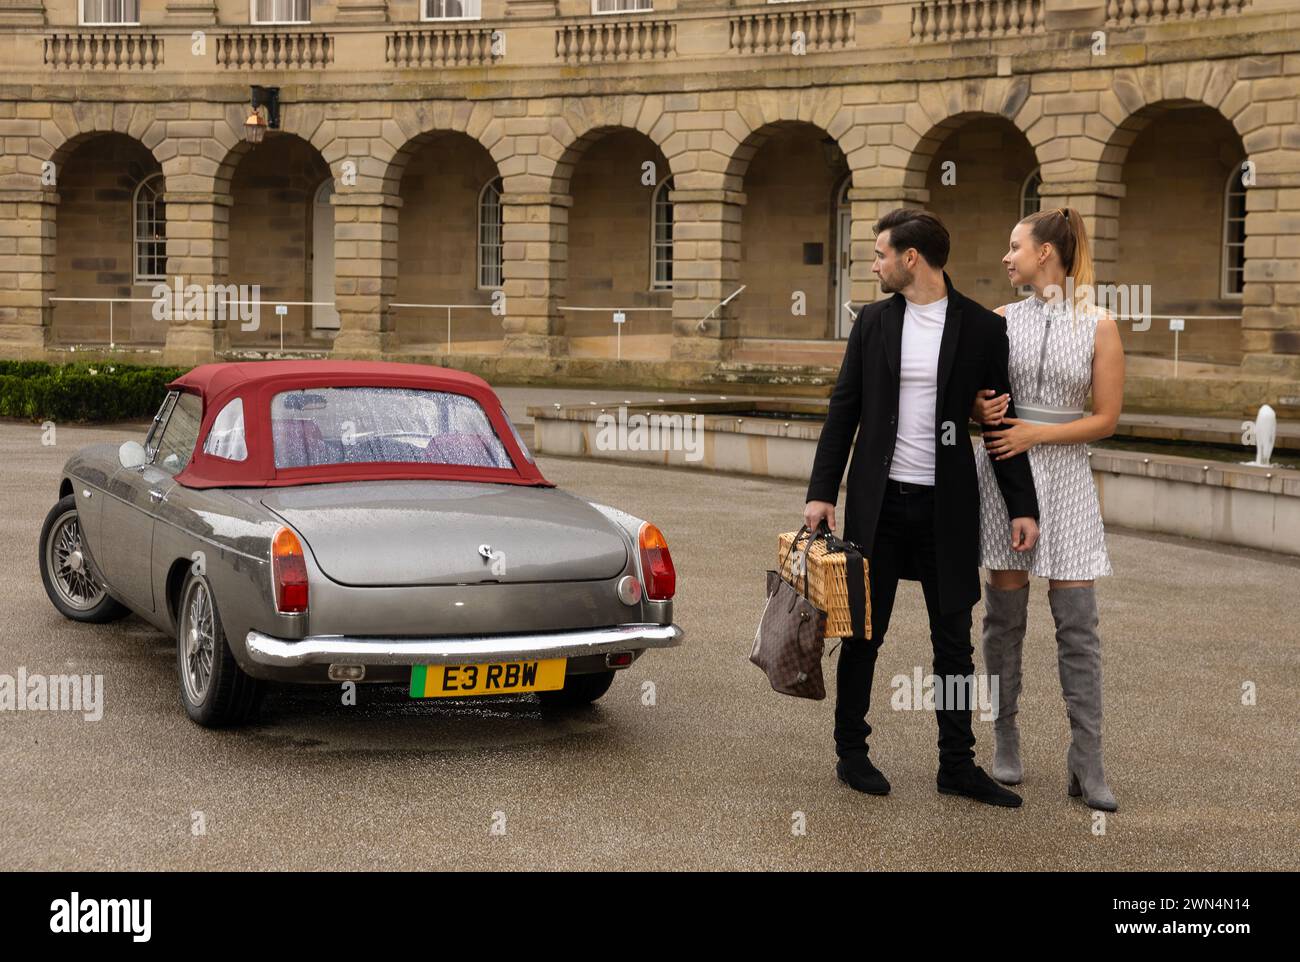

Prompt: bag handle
[
  {"left": 782, "top": 526, "right": 811, "bottom": 612},
  {"left": 779, "top": 523, "right": 810, "bottom": 571},
  {"left": 784, "top": 522, "right": 829, "bottom": 611}
]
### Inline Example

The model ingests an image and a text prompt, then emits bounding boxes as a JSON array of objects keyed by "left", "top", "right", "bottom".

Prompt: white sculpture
[{"left": 1244, "top": 403, "right": 1276, "bottom": 467}]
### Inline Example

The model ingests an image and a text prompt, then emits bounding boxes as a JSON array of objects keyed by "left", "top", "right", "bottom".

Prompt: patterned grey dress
[{"left": 975, "top": 294, "right": 1113, "bottom": 579}]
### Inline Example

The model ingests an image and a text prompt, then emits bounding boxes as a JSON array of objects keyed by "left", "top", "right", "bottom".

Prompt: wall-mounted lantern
[{"left": 244, "top": 86, "right": 281, "bottom": 144}]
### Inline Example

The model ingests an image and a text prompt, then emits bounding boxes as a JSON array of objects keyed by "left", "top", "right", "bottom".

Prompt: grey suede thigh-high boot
[
  {"left": 1049, "top": 584, "right": 1118, "bottom": 812},
  {"left": 981, "top": 581, "right": 1029, "bottom": 785}
]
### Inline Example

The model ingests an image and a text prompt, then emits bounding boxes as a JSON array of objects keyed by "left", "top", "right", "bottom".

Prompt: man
[{"left": 804, "top": 208, "right": 1039, "bottom": 808}]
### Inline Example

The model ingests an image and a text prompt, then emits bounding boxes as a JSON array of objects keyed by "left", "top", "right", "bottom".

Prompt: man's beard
[{"left": 877, "top": 267, "right": 912, "bottom": 294}]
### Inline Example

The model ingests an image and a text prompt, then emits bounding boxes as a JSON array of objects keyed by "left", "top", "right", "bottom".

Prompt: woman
[{"left": 971, "top": 206, "right": 1124, "bottom": 811}]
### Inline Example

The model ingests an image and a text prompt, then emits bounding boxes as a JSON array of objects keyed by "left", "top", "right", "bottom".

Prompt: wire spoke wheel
[
  {"left": 45, "top": 511, "right": 106, "bottom": 612},
  {"left": 181, "top": 579, "right": 217, "bottom": 705}
]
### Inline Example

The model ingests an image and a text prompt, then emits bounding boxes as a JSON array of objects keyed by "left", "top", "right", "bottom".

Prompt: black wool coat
[{"left": 805, "top": 273, "right": 1039, "bottom": 615}]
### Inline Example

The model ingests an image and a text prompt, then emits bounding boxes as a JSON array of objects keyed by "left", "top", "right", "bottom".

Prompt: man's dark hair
[{"left": 873, "top": 209, "right": 950, "bottom": 269}]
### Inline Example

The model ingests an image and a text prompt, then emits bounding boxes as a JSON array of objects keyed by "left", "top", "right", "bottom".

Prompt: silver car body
[{"left": 57, "top": 367, "right": 683, "bottom": 686}]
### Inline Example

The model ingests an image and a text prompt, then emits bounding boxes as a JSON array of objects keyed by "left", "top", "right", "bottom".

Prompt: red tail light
[
  {"left": 272, "top": 526, "right": 309, "bottom": 613},
  {"left": 638, "top": 522, "right": 676, "bottom": 601}
]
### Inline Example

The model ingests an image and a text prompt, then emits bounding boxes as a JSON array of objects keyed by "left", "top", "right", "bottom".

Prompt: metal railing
[
  {"left": 221, "top": 299, "right": 337, "bottom": 353},
  {"left": 48, "top": 296, "right": 337, "bottom": 353},
  {"left": 1114, "top": 313, "right": 1243, "bottom": 378},
  {"left": 557, "top": 304, "right": 673, "bottom": 361},
  {"left": 389, "top": 301, "right": 504, "bottom": 352},
  {"left": 697, "top": 285, "right": 746, "bottom": 333},
  {"left": 48, "top": 296, "right": 154, "bottom": 349}
]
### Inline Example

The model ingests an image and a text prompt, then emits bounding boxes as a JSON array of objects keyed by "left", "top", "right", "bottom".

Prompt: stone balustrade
[{"left": 44, "top": 31, "right": 163, "bottom": 69}]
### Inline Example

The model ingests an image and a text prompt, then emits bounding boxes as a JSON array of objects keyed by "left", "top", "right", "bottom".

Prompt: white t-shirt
[{"left": 889, "top": 296, "right": 948, "bottom": 485}]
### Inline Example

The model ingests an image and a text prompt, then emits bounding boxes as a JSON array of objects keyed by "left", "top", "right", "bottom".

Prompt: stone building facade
[{"left": 1, "top": 0, "right": 1298, "bottom": 414}]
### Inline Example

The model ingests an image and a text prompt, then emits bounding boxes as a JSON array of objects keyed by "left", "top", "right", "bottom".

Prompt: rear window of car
[{"left": 270, "top": 386, "right": 515, "bottom": 471}]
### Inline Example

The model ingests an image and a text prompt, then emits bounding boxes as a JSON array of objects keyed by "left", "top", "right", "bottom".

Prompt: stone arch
[
  {"left": 903, "top": 109, "right": 1044, "bottom": 194},
  {"left": 216, "top": 131, "right": 332, "bottom": 349},
  {"left": 380, "top": 100, "right": 514, "bottom": 200},
  {"left": 47, "top": 128, "right": 168, "bottom": 347},
  {"left": 1092, "top": 61, "right": 1254, "bottom": 185},
  {"left": 545, "top": 94, "right": 679, "bottom": 197},
  {"left": 708, "top": 92, "right": 867, "bottom": 342},
  {"left": 723, "top": 87, "right": 850, "bottom": 192},
  {"left": 1103, "top": 96, "right": 1249, "bottom": 365},
  {"left": 387, "top": 128, "right": 507, "bottom": 351},
  {"left": 554, "top": 121, "right": 678, "bottom": 358},
  {"left": 472, "top": 96, "right": 675, "bottom": 359},
  {"left": 886, "top": 77, "right": 1038, "bottom": 193},
  {"left": 904, "top": 110, "right": 1044, "bottom": 303},
  {"left": 33, "top": 103, "right": 169, "bottom": 186},
  {"left": 721, "top": 117, "right": 853, "bottom": 340}
]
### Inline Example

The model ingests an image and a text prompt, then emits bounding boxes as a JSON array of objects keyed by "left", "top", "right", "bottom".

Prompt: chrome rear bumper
[{"left": 245, "top": 623, "right": 684, "bottom": 668}]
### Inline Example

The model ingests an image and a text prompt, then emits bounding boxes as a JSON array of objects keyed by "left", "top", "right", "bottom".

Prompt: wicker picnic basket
[{"left": 777, "top": 530, "right": 872, "bottom": 639}]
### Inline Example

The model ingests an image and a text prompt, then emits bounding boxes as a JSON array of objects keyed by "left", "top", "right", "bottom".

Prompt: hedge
[{"left": 0, "top": 361, "right": 191, "bottom": 423}]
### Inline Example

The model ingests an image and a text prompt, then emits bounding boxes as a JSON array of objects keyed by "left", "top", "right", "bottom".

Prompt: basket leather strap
[
  {"left": 844, "top": 548, "right": 866, "bottom": 640},
  {"left": 824, "top": 533, "right": 867, "bottom": 640}
]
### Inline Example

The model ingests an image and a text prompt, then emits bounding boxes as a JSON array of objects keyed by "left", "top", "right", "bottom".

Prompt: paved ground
[{"left": 1, "top": 411, "right": 1297, "bottom": 871}]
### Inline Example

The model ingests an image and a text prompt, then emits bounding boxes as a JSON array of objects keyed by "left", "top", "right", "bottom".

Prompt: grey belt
[{"left": 1016, "top": 402, "right": 1085, "bottom": 425}]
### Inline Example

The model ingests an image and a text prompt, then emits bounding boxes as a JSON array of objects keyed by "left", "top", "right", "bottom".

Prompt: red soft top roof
[{"left": 165, "top": 360, "right": 553, "bottom": 490}]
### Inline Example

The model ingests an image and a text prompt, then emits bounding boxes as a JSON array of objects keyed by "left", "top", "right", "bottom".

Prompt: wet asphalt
[{"left": 1, "top": 412, "right": 1297, "bottom": 871}]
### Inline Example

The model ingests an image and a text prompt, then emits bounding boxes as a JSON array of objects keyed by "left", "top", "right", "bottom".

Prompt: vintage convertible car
[{"left": 38, "top": 360, "right": 683, "bottom": 726}]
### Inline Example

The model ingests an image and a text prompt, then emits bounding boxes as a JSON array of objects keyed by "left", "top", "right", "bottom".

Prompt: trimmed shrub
[{"left": 0, "top": 362, "right": 190, "bottom": 422}]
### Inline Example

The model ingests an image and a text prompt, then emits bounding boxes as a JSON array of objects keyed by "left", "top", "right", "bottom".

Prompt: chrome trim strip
[{"left": 245, "top": 623, "right": 685, "bottom": 667}]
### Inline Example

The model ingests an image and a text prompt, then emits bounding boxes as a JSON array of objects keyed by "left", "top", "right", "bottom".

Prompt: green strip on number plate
[{"left": 409, "top": 665, "right": 427, "bottom": 698}]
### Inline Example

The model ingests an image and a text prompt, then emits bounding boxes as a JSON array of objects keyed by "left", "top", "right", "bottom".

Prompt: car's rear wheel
[
  {"left": 537, "top": 669, "right": 616, "bottom": 708},
  {"left": 177, "top": 571, "right": 263, "bottom": 727},
  {"left": 38, "top": 495, "right": 129, "bottom": 624}
]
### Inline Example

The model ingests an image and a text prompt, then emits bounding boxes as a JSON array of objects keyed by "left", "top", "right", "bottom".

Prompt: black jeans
[{"left": 834, "top": 481, "right": 977, "bottom": 773}]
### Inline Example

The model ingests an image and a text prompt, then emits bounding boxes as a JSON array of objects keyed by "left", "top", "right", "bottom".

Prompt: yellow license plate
[{"left": 409, "top": 659, "right": 567, "bottom": 698}]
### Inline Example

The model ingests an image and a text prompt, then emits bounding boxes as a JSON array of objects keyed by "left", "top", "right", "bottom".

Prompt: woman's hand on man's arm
[{"left": 972, "top": 388, "right": 1009, "bottom": 425}]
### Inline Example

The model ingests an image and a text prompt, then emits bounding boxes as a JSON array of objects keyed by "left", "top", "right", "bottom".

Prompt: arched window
[
  {"left": 1020, "top": 167, "right": 1042, "bottom": 220},
  {"left": 1222, "top": 168, "right": 1247, "bottom": 298},
  {"left": 651, "top": 176, "right": 674, "bottom": 290},
  {"left": 478, "top": 176, "right": 503, "bottom": 290},
  {"left": 133, "top": 173, "right": 166, "bottom": 283}
]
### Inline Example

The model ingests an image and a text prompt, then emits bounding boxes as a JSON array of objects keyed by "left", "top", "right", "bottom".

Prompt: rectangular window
[
  {"left": 652, "top": 189, "right": 673, "bottom": 290},
  {"left": 136, "top": 240, "right": 166, "bottom": 282},
  {"left": 80, "top": 0, "right": 140, "bottom": 25},
  {"left": 271, "top": 387, "right": 514, "bottom": 471},
  {"left": 424, "top": 0, "right": 481, "bottom": 19},
  {"left": 592, "top": 0, "right": 652, "bottom": 14},
  {"left": 251, "top": 0, "right": 311, "bottom": 24},
  {"left": 134, "top": 179, "right": 166, "bottom": 283},
  {"left": 479, "top": 185, "right": 503, "bottom": 290},
  {"left": 1223, "top": 178, "right": 1247, "bottom": 298}
]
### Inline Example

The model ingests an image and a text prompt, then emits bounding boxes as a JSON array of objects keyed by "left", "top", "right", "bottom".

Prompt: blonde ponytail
[{"left": 1020, "top": 206, "right": 1096, "bottom": 318}]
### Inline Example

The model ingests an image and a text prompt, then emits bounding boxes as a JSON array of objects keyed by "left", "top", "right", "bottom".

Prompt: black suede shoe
[
  {"left": 936, "top": 765, "right": 1022, "bottom": 808},
  {"left": 836, "top": 754, "right": 891, "bottom": 795}
]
